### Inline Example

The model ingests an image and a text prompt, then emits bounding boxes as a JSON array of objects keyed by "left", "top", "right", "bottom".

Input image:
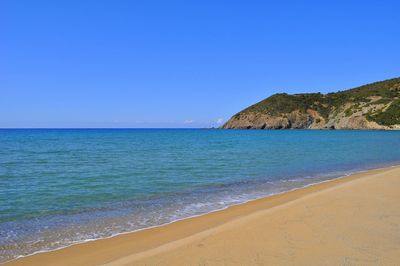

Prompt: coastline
[{"left": 4, "top": 165, "right": 400, "bottom": 265}]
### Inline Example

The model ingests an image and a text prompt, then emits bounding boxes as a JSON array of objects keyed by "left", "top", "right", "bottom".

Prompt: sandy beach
[{"left": 5, "top": 166, "right": 400, "bottom": 266}]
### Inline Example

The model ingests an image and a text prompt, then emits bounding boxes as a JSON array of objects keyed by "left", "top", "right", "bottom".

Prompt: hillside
[{"left": 222, "top": 77, "right": 400, "bottom": 130}]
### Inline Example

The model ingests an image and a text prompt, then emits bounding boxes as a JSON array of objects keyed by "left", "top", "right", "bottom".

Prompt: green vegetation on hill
[
  {"left": 235, "top": 77, "right": 400, "bottom": 126},
  {"left": 367, "top": 100, "right": 400, "bottom": 126}
]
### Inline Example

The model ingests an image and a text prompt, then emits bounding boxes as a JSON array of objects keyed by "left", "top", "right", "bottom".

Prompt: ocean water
[{"left": 1, "top": 129, "right": 400, "bottom": 263}]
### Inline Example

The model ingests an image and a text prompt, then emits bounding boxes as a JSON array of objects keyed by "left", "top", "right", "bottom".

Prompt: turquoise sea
[{"left": 1, "top": 129, "right": 400, "bottom": 263}]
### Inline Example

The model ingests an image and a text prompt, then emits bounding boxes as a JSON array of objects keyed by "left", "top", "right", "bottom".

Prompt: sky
[{"left": 1, "top": 0, "right": 399, "bottom": 128}]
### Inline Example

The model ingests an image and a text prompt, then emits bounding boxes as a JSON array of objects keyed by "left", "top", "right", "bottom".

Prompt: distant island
[{"left": 222, "top": 77, "right": 400, "bottom": 130}]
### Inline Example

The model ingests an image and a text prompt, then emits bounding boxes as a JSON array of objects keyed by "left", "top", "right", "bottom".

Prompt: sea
[{"left": 1, "top": 129, "right": 400, "bottom": 263}]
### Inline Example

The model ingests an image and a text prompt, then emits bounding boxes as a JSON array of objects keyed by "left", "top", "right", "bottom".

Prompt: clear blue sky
[{"left": 1, "top": 0, "right": 399, "bottom": 128}]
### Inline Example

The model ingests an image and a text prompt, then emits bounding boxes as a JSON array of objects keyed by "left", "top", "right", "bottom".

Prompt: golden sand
[{"left": 6, "top": 166, "right": 400, "bottom": 265}]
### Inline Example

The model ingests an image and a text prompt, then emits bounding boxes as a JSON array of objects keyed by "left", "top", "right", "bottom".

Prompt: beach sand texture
[{"left": 6, "top": 166, "right": 400, "bottom": 266}]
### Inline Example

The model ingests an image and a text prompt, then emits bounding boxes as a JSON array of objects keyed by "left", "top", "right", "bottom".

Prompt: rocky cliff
[{"left": 222, "top": 77, "right": 400, "bottom": 130}]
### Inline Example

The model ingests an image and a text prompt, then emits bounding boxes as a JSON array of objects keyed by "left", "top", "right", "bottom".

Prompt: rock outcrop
[{"left": 222, "top": 77, "right": 400, "bottom": 130}]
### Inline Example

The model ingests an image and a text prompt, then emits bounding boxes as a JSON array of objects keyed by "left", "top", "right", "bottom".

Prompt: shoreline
[
  {"left": 0, "top": 168, "right": 360, "bottom": 264},
  {"left": 4, "top": 165, "right": 400, "bottom": 265}
]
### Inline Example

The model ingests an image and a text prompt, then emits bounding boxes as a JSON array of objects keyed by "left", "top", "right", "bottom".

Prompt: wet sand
[{"left": 6, "top": 166, "right": 400, "bottom": 265}]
